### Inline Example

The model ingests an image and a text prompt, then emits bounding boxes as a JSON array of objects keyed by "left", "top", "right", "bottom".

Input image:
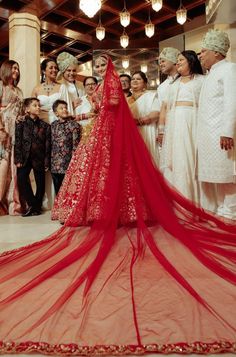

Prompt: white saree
[{"left": 129, "top": 91, "right": 159, "bottom": 166}]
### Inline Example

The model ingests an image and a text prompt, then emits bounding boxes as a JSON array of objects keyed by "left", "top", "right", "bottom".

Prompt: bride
[{"left": 0, "top": 54, "right": 236, "bottom": 355}]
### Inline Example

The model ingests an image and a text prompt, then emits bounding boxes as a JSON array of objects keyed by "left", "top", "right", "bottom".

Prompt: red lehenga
[{"left": 1, "top": 57, "right": 236, "bottom": 356}]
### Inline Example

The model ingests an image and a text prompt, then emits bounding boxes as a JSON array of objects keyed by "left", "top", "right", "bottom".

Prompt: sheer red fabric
[{"left": 0, "top": 57, "right": 236, "bottom": 355}]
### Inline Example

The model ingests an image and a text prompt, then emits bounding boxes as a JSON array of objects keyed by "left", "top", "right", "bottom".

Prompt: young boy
[
  {"left": 51, "top": 99, "right": 81, "bottom": 194},
  {"left": 14, "top": 97, "right": 51, "bottom": 216}
]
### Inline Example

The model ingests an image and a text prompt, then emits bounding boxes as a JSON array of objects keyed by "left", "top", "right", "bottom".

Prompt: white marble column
[{"left": 9, "top": 13, "right": 40, "bottom": 97}]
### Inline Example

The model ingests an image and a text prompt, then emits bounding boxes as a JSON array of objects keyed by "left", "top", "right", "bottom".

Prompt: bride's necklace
[{"left": 43, "top": 82, "right": 56, "bottom": 95}]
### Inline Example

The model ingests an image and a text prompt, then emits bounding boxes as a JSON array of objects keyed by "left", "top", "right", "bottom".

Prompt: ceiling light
[
  {"left": 176, "top": 0, "right": 187, "bottom": 25},
  {"left": 145, "top": 21, "right": 155, "bottom": 38},
  {"left": 122, "top": 57, "right": 129, "bottom": 69},
  {"left": 150, "top": 79, "right": 156, "bottom": 87},
  {"left": 120, "top": 31, "right": 129, "bottom": 48},
  {"left": 151, "top": 0, "right": 163, "bottom": 12},
  {"left": 141, "top": 64, "right": 147, "bottom": 73},
  {"left": 79, "top": 0, "right": 101, "bottom": 18},
  {"left": 96, "top": 23, "right": 105, "bottom": 41},
  {"left": 96, "top": 12, "right": 105, "bottom": 41},
  {"left": 120, "top": 1, "right": 130, "bottom": 27}
]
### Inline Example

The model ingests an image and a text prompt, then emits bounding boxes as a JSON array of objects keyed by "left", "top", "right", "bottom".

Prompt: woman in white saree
[
  {"left": 75, "top": 76, "right": 98, "bottom": 143},
  {"left": 128, "top": 71, "right": 159, "bottom": 166}
]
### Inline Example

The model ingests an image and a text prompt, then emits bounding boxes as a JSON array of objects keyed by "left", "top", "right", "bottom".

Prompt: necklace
[
  {"left": 42, "top": 82, "right": 55, "bottom": 95},
  {"left": 132, "top": 91, "right": 145, "bottom": 101},
  {"left": 181, "top": 74, "right": 193, "bottom": 83}
]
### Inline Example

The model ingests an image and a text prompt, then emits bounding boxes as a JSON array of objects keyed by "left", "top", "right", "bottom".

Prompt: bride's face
[{"left": 94, "top": 57, "right": 108, "bottom": 79}]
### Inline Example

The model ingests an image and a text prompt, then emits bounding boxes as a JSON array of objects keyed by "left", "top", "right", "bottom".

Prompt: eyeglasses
[{"left": 85, "top": 83, "right": 96, "bottom": 87}]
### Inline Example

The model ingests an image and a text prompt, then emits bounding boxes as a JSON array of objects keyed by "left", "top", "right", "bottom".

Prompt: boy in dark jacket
[
  {"left": 14, "top": 97, "right": 51, "bottom": 216},
  {"left": 51, "top": 99, "right": 81, "bottom": 194}
]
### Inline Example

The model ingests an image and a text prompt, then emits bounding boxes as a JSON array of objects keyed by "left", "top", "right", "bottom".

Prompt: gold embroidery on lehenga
[{"left": 0, "top": 340, "right": 236, "bottom": 355}]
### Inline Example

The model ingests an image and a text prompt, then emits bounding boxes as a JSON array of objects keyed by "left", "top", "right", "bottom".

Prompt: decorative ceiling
[{"left": 0, "top": 0, "right": 206, "bottom": 66}]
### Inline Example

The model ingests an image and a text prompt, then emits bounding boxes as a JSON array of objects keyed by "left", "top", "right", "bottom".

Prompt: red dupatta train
[{"left": 0, "top": 57, "right": 236, "bottom": 355}]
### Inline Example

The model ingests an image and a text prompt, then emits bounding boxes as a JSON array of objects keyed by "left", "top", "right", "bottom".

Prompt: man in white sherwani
[
  {"left": 198, "top": 29, "right": 236, "bottom": 220},
  {"left": 156, "top": 47, "right": 180, "bottom": 141},
  {"left": 156, "top": 47, "right": 180, "bottom": 113}
]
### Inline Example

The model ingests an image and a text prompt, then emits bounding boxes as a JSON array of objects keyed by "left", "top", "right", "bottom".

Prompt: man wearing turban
[
  {"left": 156, "top": 47, "right": 180, "bottom": 144},
  {"left": 197, "top": 29, "right": 236, "bottom": 220},
  {"left": 156, "top": 47, "right": 180, "bottom": 111},
  {"left": 57, "top": 52, "right": 84, "bottom": 114}
]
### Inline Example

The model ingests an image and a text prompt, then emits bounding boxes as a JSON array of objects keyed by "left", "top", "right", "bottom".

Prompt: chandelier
[
  {"left": 145, "top": 9, "right": 155, "bottom": 38},
  {"left": 96, "top": 12, "right": 105, "bottom": 41},
  {"left": 145, "top": 22, "right": 155, "bottom": 38},
  {"left": 96, "top": 23, "right": 105, "bottom": 41},
  {"left": 120, "top": 30, "right": 129, "bottom": 48},
  {"left": 176, "top": 0, "right": 187, "bottom": 25},
  {"left": 120, "top": 1, "right": 130, "bottom": 27},
  {"left": 151, "top": 0, "right": 163, "bottom": 12},
  {"left": 141, "top": 63, "right": 148, "bottom": 73},
  {"left": 79, "top": 0, "right": 101, "bottom": 18},
  {"left": 122, "top": 57, "right": 129, "bottom": 69},
  {"left": 150, "top": 79, "right": 156, "bottom": 87}
]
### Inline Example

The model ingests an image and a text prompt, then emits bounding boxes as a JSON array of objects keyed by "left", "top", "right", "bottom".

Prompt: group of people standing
[
  {"left": 156, "top": 30, "right": 236, "bottom": 221},
  {"left": 118, "top": 30, "right": 236, "bottom": 221},
  {"left": 1, "top": 28, "right": 236, "bottom": 355},
  {"left": 0, "top": 28, "right": 235, "bottom": 221},
  {"left": 0, "top": 52, "right": 99, "bottom": 216}
]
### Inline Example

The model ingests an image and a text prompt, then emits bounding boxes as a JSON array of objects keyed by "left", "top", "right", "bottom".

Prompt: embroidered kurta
[
  {"left": 51, "top": 119, "right": 81, "bottom": 174},
  {"left": 197, "top": 60, "right": 236, "bottom": 183},
  {"left": 14, "top": 116, "right": 51, "bottom": 171}
]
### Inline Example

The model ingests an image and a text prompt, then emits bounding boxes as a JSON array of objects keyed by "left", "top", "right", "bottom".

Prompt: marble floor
[
  {"left": 0, "top": 210, "right": 60, "bottom": 253},
  {"left": 0, "top": 212, "right": 234, "bottom": 357}
]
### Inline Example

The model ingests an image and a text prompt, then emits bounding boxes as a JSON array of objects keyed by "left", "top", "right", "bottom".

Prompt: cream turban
[
  {"left": 159, "top": 47, "right": 180, "bottom": 64},
  {"left": 201, "top": 29, "right": 230, "bottom": 56},
  {"left": 56, "top": 52, "right": 78, "bottom": 78}
]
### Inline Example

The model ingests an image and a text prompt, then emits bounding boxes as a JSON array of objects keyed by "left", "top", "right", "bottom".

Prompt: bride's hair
[{"left": 94, "top": 54, "right": 108, "bottom": 64}]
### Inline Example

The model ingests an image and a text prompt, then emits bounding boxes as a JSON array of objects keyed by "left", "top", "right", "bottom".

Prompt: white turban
[
  {"left": 159, "top": 47, "right": 180, "bottom": 64},
  {"left": 57, "top": 52, "right": 78, "bottom": 79},
  {"left": 201, "top": 29, "right": 230, "bottom": 57}
]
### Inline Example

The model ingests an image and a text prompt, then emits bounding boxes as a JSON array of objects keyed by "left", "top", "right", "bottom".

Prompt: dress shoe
[
  {"left": 21, "top": 207, "right": 33, "bottom": 217},
  {"left": 31, "top": 209, "right": 41, "bottom": 216},
  {"left": 21, "top": 207, "right": 41, "bottom": 217}
]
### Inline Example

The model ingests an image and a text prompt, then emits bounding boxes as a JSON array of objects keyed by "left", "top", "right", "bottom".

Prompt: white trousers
[{"left": 200, "top": 182, "right": 236, "bottom": 220}]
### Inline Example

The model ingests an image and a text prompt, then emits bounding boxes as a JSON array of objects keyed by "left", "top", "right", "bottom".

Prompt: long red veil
[{"left": 0, "top": 57, "right": 236, "bottom": 355}]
